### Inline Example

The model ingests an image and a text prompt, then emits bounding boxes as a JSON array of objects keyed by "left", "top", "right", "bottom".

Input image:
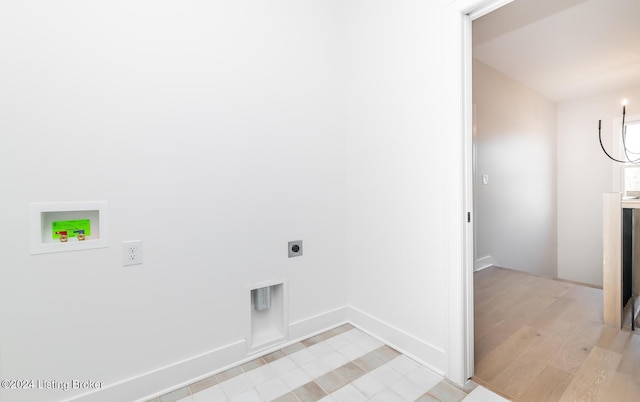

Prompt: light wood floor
[{"left": 473, "top": 267, "right": 640, "bottom": 402}]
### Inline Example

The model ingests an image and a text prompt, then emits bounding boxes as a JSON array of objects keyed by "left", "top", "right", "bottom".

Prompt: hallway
[{"left": 473, "top": 267, "right": 640, "bottom": 401}]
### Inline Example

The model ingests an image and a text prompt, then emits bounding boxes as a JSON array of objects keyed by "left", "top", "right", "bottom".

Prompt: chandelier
[{"left": 599, "top": 99, "right": 638, "bottom": 163}]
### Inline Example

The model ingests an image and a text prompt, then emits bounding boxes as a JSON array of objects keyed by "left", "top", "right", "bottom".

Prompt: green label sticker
[{"left": 52, "top": 220, "right": 91, "bottom": 239}]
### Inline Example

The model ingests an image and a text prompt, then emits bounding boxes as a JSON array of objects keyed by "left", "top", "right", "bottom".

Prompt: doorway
[{"left": 443, "top": 0, "right": 519, "bottom": 385}]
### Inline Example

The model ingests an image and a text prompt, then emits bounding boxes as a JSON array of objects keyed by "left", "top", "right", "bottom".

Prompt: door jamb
[{"left": 445, "top": 0, "right": 515, "bottom": 385}]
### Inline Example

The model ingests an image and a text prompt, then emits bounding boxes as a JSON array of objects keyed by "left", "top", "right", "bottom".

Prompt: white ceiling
[{"left": 473, "top": 0, "right": 640, "bottom": 102}]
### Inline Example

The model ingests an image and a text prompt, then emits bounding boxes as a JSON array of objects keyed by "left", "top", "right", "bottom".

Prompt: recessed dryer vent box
[
  {"left": 30, "top": 201, "right": 108, "bottom": 254},
  {"left": 248, "top": 280, "right": 288, "bottom": 353}
]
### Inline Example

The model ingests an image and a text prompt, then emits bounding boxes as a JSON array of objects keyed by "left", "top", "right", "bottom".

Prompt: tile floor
[{"left": 150, "top": 324, "right": 509, "bottom": 402}]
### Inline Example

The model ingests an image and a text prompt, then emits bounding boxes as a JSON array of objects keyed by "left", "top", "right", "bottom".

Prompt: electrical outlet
[
  {"left": 122, "top": 240, "right": 143, "bottom": 266},
  {"left": 288, "top": 240, "right": 303, "bottom": 258}
]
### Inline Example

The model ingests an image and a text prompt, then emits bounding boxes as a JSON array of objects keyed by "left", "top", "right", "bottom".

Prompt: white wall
[
  {"left": 0, "top": 1, "right": 475, "bottom": 399},
  {"left": 557, "top": 85, "right": 640, "bottom": 286},
  {"left": 0, "top": 1, "right": 348, "bottom": 401},
  {"left": 473, "top": 60, "right": 557, "bottom": 277},
  {"left": 345, "top": 0, "right": 450, "bottom": 373}
]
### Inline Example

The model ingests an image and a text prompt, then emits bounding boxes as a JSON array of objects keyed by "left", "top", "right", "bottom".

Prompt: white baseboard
[
  {"left": 65, "top": 306, "right": 349, "bottom": 402},
  {"left": 348, "top": 306, "right": 446, "bottom": 376},
  {"left": 65, "top": 305, "right": 448, "bottom": 401},
  {"left": 475, "top": 255, "right": 495, "bottom": 271},
  {"left": 63, "top": 339, "right": 246, "bottom": 402},
  {"left": 288, "top": 305, "right": 350, "bottom": 341}
]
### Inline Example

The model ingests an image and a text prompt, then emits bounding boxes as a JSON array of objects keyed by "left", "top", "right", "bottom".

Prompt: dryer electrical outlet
[
  {"left": 122, "top": 240, "right": 143, "bottom": 266},
  {"left": 288, "top": 240, "right": 303, "bottom": 258}
]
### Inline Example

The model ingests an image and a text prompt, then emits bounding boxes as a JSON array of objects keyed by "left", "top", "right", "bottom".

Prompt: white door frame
[{"left": 444, "top": 0, "right": 515, "bottom": 385}]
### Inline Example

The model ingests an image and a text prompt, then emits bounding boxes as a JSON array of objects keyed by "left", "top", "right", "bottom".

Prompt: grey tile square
[
  {"left": 302, "top": 335, "right": 324, "bottom": 347},
  {"left": 189, "top": 375, "right": 218, "bottom": 394},
  {"left": 191, "top": 384, "right": 226, "bottom": 402},
  {"left": 293, "top": 381, "right": 328, "bottom": 401},
  {"left": 216, "top": 366, "right": 243, "bottom": 382},
  {"left": 331, "top": 324, "right": 353, "bottom": 335},
  {"left": 335, "top": 362, "right": 366, "bottom": 383},
  {"left": 263, "top": 350, "right": 286, "bottom": 363},
  {"left": 369, "top": 345, "right": 401, "bottom": 363},
  {"left": 415, "top": 392, "right": 441, "bottom": 401},
  {"left": 158, "top": 387, "right": 190, "bottom": 402},
  {"left": 272, "top": 392, "right": 299, "bottom": 402},
  {"left": 315, "top": 330, "right": 337, "bottom": 341},
  {"left": 283, "top": 342, "right": 306, "bottom": 355},
  {"left": 352, "top": 352, "right": 385, "bottom": 372},
  {"left": 427, "top": 380, "right": 467, "bottom": 402},
  {"left": 315, "top": 370, "right": 348, "bottom": 394},
  {"left": 241, "top": 357, "right": 266, "bottom": 372},
  {"left": 450, "top": 379, "right": 477, "bottom": 393}
]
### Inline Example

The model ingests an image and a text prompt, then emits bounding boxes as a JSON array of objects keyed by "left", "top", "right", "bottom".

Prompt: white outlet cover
[{"left": 122, "top": 240, "right": 143, "bottom": 266}]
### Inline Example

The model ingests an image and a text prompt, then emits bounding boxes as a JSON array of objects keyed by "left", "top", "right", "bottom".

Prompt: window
[
  {"left": 623, "top": 121, "right": 640, "bottom": 160},
  {"left": 622, "top": 120, "right": 640, "bottom": 197}
]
